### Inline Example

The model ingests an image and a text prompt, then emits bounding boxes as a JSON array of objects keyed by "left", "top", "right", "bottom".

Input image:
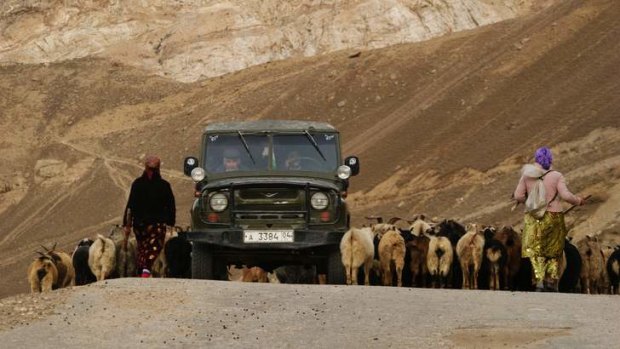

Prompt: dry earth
[
  {"left": 0, "top": 0, "right": 619, "bottom": 303},
  {"left": 0, "top": 279, "right": 619, "bottom": 348}
]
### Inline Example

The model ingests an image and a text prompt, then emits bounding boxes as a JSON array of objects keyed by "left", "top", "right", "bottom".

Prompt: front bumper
[{"left": 184, "top": 228, "right": 345, "bottom": 250}]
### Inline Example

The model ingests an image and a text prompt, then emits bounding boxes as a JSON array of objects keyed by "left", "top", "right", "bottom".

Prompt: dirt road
[{"left": 0, "top": 279, "right": 617, "bottom": 348}]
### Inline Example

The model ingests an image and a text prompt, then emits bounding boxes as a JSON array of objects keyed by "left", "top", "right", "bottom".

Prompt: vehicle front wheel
[
  {"left": 191, "top": 243, "right": 214, "bottom": 279},
  {"left": 327, "top": 250, "right": 345, "bottom": 285}
]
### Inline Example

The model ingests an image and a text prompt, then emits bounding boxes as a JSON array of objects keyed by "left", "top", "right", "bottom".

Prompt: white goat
[
  {"left": 89, "top": 234, "right": 116, "bottom": 281},
  {"left": 427, "top": 235, "right": 453, "bottom": 288},
  {"left": 340, "top": 227, "right": 375, "bottom": 285}
]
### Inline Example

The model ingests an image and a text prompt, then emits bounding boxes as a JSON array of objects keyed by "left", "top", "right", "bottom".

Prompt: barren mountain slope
[
  {"left": 1, "top": 0, "right": 619, "bottom": 298},
  {"left": 0, "top": 0, "right": 543, "bottom": 82}
]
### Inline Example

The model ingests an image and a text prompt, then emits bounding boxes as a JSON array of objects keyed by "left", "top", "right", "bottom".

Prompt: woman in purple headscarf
[{"left": 513, "top": 147, "right": 585, "bottom": 291}]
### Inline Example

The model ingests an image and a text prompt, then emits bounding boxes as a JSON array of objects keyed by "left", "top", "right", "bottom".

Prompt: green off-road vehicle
[{"left": 183, "top": 120, "right": 359, "bottom": 284}]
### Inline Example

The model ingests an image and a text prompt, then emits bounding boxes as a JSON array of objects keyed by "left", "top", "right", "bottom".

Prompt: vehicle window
[
  {"left": 205, "top": 134, "right": 270, "bottom": 173},
  {"left": 272, "top": 133, "right": 339, "bottom": 172}
]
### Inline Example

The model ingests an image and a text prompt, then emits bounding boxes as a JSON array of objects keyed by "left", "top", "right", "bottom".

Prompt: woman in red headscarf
[{"left": 123, "top": 155, "right": 176, "bottom": 277}]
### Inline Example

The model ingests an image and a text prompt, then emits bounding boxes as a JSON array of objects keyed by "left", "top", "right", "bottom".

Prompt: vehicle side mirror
[
  {"left": 344, "top": 156, "right": 360, "bottom": 176},
  {"left": 184, "top": 156, "right": 199, "bottom": 176}
]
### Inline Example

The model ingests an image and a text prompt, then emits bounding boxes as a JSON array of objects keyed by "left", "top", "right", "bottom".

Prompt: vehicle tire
[
  {"left": 327, "top": 250, "right": 345, "bottom": 284},
  {"left": 191, "top": 243, "right": 214, "bottom": 279}
]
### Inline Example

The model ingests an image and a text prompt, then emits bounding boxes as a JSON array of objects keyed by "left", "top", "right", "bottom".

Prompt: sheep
[
  {"left": 456, "top": 224, "right": 485, "bottom": 290},
  {"left": 607, "top": 247, "right": 620, "bottom": 295},
  {"left": 72, "top": 238, "right": 96, "bottom": 286},
  {"left": 41, "top": 244, "right": 75, "bottom": 288},
  {"left": 406, "top": 233, "right": 430, "bottom": 287},
  {"left": 108, "top": 225, "right": 137, "bottom": 278},
  {"left": 493, "top": 226, "right": 522, "bottom": 290},
  {"left": 27, "top": 253, "right": 58, "bottom": 293},
  {"left": 340, "top": 227, "right": 375, "bottom": 285},
  {"left": 88, "top": 234, "right": 117, "bottom": 281},
  {"left": 576, "top": 235, "right": 604, "bottom": 294},
  {"left": 376, "top": 227, "right": 406, "bottom": 287},
  {"left": 426, "top": 235, "right": 453, "bottom": 288}
]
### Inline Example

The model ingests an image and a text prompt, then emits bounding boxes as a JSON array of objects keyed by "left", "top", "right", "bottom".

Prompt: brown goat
[
  {"left": 241, "top": 267, "right": 269, "bottom": 283},
  {"left": 406, "top": 234, "right": 430, "bottom": 287},
  {"left": 456, "top": 224, "right": 485, "bottom": 290},
  {"left": 41, "top": 244, "right": 74, "bottom": 288},
  {"left": 494, "top": 226, "right": 522, "bottom": 290},
  {"left": 576, "top": 235, "right": 604, "bottom": 294},
  {"left": 27, "top": 254, "right": 59, "bottom": 293}
]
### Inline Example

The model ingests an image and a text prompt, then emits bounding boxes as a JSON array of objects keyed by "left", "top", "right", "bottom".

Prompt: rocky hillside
[
  {"left": 0, "top": 0, "right": 542, "bottom": 82},
  {"left": 1, "top": 0, "right": 619, "bottom": 298}
]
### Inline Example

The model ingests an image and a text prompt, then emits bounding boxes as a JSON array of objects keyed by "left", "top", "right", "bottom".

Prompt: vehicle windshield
[{"left": 204, "top": 132, "right": 339, "bottom": 174}]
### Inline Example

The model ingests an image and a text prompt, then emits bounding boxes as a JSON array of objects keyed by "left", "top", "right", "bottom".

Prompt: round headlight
[
  {"left": 311, "top": 192, "right": 329, "bottom": 210},
  {"left": 337, "top": 165, "right": 351, "bottom": 180},
  {"left": 191, "top": 167, "right": 205, "bottom": 182},
  {"left": 209, "top": 193, "right": 228, "bottom": 212}
]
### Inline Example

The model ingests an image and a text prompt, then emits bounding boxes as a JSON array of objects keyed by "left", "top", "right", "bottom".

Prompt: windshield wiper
[
  {"left": 304, "top": 130, "right": 327, "bottom": 161},
  {"left": 237, "top": 131, "right": 256, "bottom": 164}
]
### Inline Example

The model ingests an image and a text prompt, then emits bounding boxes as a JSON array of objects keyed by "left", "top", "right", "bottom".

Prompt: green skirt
[{"left": 522, "top": 211, "right": 567, "bottom": 259}]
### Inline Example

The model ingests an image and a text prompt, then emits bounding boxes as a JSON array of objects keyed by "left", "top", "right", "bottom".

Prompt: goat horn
[
  {"left": 365, "top": 216, "right": 384, "bottom": 223},
  {"left": 387, "top": 217, "right": 403, "bottom": 225},
  {"left": 40, "top": 244, "right": 50, "bottom": 253}
]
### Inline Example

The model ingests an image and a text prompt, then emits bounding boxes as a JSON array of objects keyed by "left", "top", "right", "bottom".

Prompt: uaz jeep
[{"left": 183, "top": 120, "right": 359, "bottom": 284}]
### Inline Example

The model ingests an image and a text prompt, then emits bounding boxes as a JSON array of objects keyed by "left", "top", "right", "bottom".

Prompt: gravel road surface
[{"left": 0, "top": 279, "right": 618, "bottom": 348}]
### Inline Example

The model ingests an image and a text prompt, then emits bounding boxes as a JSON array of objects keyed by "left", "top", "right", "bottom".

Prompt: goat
[
  {"left": 600, "top": 245, "right": 614, "bottom": 294},
  {"left": 41, "top": 243, "right": 74, "bottom": 288},
  {"left": 456, "top": 224, "right": 485, "bottom": 290},
  {"left": 164, "top": 234, "right": 193, "bottom": 278},
  {"left": 108, "top": 225, "right": 137, "bottom": 277},
  {"left": 478, "top": 227, "right": 506, "bottom": 291},
  {"left": 576, "top": 235, "right": 604, "bottom": 294},
  {"left": 426, "top": 235, "right": 453, "bottom": 288},
  {"left": 558, "top": 239, "right": 582, "bottom": 293},
  {"left": 607, "top": 247, "right": 620, "bottom": 295},
  {"left": 241, "top": 267, "right": 269, "bottom": 283},
  {"left": 27, "top": 253, "right": 59, "bottom": 293},
  {"left": 151, "top": 226, "right": 181, "bottom": 277},
  {"left": 72, "top": 239, "right": 96, "bottom": 286},
  {"left": 376, "top": 226, "right": 406, "bottom": 287},
  {"left": 493, "top": 226, "right": 522, "bottom": 290},
  {"left": 88, "top": 234, "right": 117, "bottom": 281},
  {"left": 340, "top": 227, "right": 375, "bottom": 285},
  {"left": 436, "top": 219, "right": 466, "bottom": 288},
  {"left": 406, "top": 233, "right": 430, "bottom": 287}
]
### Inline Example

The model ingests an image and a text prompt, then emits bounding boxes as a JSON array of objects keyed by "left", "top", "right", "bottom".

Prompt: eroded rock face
[
  {"left": 0, "top": 0, "right": 539, "bottom": 82},
  {"left": 34, "top": 159, "right": 67, "bottom": 183}
]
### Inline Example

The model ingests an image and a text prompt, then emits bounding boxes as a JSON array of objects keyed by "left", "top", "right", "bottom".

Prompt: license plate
[{"left": 243, "top": 230, "right": 294, "bottom": 243}]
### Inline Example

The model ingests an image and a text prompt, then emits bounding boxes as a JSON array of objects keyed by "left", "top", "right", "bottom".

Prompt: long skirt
[
  {"left": 522, "top": 211, "right": 567, "bottom": 283},
  {"left": 134, "top": 224, "right": 166, "bottom": 274}
]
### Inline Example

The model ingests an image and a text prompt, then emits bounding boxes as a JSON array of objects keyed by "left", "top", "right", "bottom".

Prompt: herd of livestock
[
  {"left": 340, "top": 216, "right": 620, "bottom": 294},
  {"left": 26, "top": 217, "right": 620, "bottom": 295}
]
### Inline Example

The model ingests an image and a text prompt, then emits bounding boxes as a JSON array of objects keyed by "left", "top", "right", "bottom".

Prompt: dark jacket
[{"left": 123, "top": 171, "right": 176, "bottom": 228}]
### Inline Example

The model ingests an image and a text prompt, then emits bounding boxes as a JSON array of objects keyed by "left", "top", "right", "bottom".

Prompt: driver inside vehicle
[
  {"left": 284, "top": 150, "right": 302, "bottom": 170},
  {"left": 220, "top": 148, "right": 242, "bottom": 172}
]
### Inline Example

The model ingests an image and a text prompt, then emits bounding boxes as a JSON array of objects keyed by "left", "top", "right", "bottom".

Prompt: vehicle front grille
[{"left": 233, "top": 187, "right": 307, "bottom": 226}]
